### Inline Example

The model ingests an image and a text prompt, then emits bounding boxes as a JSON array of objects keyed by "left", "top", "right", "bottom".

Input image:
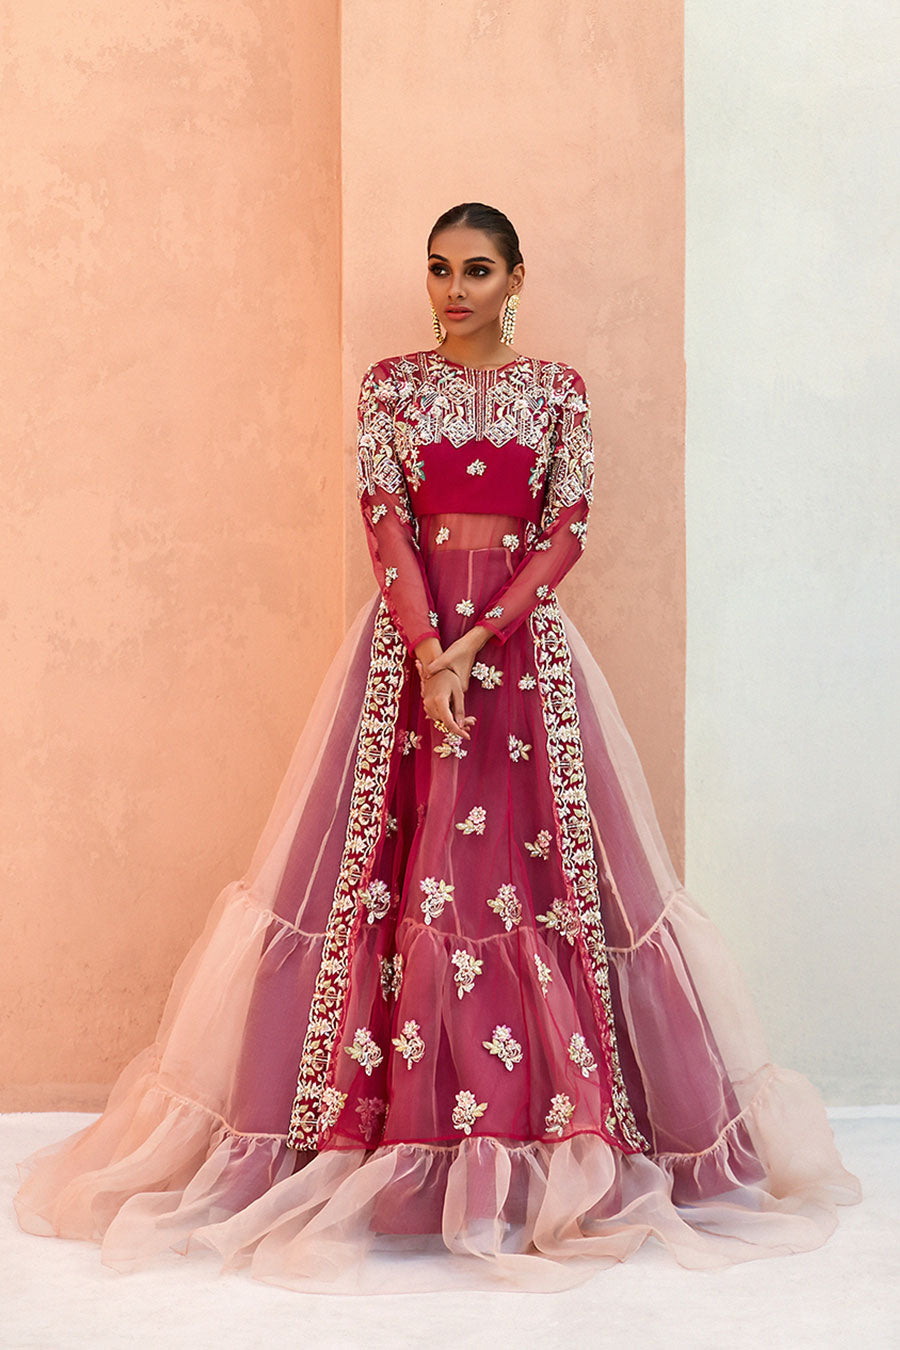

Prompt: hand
[
  {"left": 421, "top": 667, "right": 476, "bottom": 739},
  {"left": 416, "top": 626, "right": 492, "bottom": 692}
]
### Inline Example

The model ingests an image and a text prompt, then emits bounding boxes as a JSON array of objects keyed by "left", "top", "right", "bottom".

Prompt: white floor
[{"left": 3, "top": 1108, "right": 898, "bottom": 1350}]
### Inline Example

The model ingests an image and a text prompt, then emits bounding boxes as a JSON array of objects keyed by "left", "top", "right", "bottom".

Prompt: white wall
[{"left": 685, "top": 2, "right": 899, "bottom": 1103}]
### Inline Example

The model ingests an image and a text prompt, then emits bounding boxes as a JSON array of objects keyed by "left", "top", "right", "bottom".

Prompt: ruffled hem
[{"left": 14, "top": 1051, "right": 861, "bottom": 1294}]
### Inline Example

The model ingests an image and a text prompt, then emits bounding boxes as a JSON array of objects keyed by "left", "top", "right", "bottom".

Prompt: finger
[
  {"left": 438, "top": 693, "right": 465, "bottom": 738},
  {"left": 449, "top": 685, "right": 470, "bottom": 739}
]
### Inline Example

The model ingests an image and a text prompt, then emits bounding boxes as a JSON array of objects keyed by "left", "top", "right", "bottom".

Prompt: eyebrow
[{"left": 428, "top": 253, "right": 497, "bottom": 264}]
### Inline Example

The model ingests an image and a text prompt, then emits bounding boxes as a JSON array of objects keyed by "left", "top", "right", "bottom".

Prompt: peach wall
[{"left": 1, "top": 2, "right": 344, "bottom": 1108}]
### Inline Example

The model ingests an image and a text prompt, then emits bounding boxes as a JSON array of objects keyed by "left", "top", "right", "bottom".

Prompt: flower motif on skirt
[
  {"left": 360, "top": 879, "right": 391, "bottom": 924},
  {"left": 455, "top": 805, "right": 486, "bottom": 835},
  {"left": 482, "top": 1024, "right": 523, "bottom": 1072},
  {"left": 452, "top": 1090, "right": 488, "bottom": 1135},
  {"left": 487, "top": 883, "right": 522, "bottom": 932},
  {"left": 545, "top": 1093, "right": 575, "bottom": 1137},
  {"left": 419, "top": 875, "right": 455, "bottom": 925},
  {"left": 567, "top": 1032, "right": 598, "bottom": 1079},
  {"left": 345, "top": 1027, "right": 384, "bottom": 1076},
  {"left": 451, "top": 948, "right": 484, "bottom": 998},
  {"left": 392, "top": 1019, "right": 426, "bottom": 1071}
]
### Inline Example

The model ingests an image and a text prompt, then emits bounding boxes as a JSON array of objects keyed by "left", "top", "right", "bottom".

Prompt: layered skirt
[{"left": 13, "top": 542, "right": 862, "bottom": 1293}]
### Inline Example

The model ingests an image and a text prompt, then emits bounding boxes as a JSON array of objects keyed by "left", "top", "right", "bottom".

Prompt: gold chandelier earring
[
  {"left": 430, "top": 302, "right": 445, "bottom": 344},
  {"left": 501, "top": 293, "right": 520, "bottom": 346}
]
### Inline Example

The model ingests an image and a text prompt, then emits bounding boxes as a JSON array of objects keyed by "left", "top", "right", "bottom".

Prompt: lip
[{"left": 445, "top": 307, "right": 472, "bottom": 315}]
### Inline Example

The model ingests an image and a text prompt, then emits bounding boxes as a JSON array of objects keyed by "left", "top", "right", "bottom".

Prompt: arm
[
  {"left": 471, "top": 367, "right": 595, "bottom": 644},
  {"left": 356, "top": 360, "right": 441, "bottom": 656}
]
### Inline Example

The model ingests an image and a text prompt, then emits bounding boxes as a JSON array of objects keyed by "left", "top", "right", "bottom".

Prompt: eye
[{"left": 428, "top": 264, "right": 448, "bottom": 275}]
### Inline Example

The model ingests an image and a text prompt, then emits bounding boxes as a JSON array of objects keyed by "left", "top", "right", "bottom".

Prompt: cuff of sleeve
[
  {"left": 474, "top": 618, "right": 507, "bottom": 643},
  {"left": 408, "top": 627, "right": 441, "bottom": 652}
]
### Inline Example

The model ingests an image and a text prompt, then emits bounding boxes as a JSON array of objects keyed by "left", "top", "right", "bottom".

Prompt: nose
[{"left": 448, "top": 273, "right": 467, "bottom": 300}]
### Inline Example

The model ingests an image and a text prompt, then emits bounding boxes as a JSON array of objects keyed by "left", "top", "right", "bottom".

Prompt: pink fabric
[{"left": 13, "top": 351, "right": 862, "bottom": 1293}]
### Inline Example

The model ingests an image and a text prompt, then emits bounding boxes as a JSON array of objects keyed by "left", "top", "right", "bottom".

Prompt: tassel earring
[
  {"left": 430, "top": 302, "right": 445, "bottom": 344},
  {"left": 501, "top": 293, "right": 520, "bottom": 345}
]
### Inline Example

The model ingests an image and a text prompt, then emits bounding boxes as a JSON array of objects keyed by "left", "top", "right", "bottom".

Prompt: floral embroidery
[
  {"left": 535, "top": 584, "right": 549, "bottom": 599},
  {"left": 456, "top": 598, "right": 475, "bottom": 616},
  {"left": 471, "top": 662, "right": 503, "bottom": 689},
  {"left": 525, "top": 829, "right": 552, "bottom": 860},
  {"left": 435, "top": 525, "right": 450, "bottom": 544},
  {"left": 379, "top": 953, "right": 403, "bottom": 1000},
  {"left": 569, "top": 519, "right": 588, "bottom": 547},
  {"left": 360, "top": 879, "right": 391, "bottom": 924},
  {"left": 485, "top": 605, "right": 504, "bottom": 619},
  {"left": 545, "top": 1093, "right": 575, "bottom": 1137},
  {"left": 419, "top": 875, "right": 455, "bottom": 925},
  {"left": 287, "top": 604, "right": 406, "bottom": 1150},
  {"left": 401, "top": 730, "right": 422, "bottom": 756},
  {"left": 392, "top": 1019, "right": 425, "bottom": 1070},
  {"left": 452, "top": 1089, "right": 488, "bottom": 1135},
  {"left": 434, "top": 732, "right": 467, "bottom": 759},
  {"left": 384, "top": 567, "right": 398, "bottom": 588},
  {"left": 455, "top": 805, "right": 486, "bottom": 835},
  {"left": 482, "top": 1024, "right": 523, "bottom": 1072},
  {"left": 318, "top": 1085, "right": 347, "bottom": 1131},
  {"left": 502, "top": 533, "right": 520, "bottom": 550},
  {"left": 466, "top": 459, "right": 487, "bottom": 476},
  {"left": 508, "top": 734, "right": 532, "bottom": 762},
  {"left": 518, "top": 673, "right": 536, "bottom": 690},
  {"left": 567, "top": 1032, "right": 598, "bottom": 1079},
  {"left": 487, "top": 883, "right": 522, "bottom": 932},
  {"left": 529, "top": 600, "right": 650, "bottom": 1153},
  {"left": 428, "top": 610, "right": 439, "bottom": 628},
  {"left": 355, "top": 1096, "right": 387, "bottom": 1142},
  {"left": 371, "top": 503, "right": 387, "bottom": 523},
  {"left": 345, "top": 1027, "right": 384, "bottom": 1076},
  {"left": 533, "top": 952, "right": 553, "bottom": 997},
  {"left": 451, "top": 948, "right": 484, "bottom": 997},
  {"left": 536, "top": 895, "right": 581, "bottom": 945},
  {"left": 533, "top": 539, "right": 552, "bottom": 551},
  {"left": 385, "top": 813, "right": 398, "bottom": 835}
]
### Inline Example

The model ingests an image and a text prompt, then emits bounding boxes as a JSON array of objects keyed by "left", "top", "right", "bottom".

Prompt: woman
[{"left": 14, "top": 202, "right": 862, "bottom": 1294}]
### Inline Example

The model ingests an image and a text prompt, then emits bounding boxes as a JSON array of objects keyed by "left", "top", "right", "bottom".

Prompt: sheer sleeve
[
  {"left": 356, "top": 360, "right": 441, "bottom": 656},
  {"left": 472, "top": 367, "right": 594, "bottom": 645}
]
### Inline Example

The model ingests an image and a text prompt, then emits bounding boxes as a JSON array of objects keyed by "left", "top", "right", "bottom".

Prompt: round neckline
[{"left": 423, "top": 349, "right": 531, "bottom": 374}]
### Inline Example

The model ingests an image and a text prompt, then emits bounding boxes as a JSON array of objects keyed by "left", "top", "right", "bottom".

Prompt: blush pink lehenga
[{"left": 14, "top": 350, "right": 862, "bottom": 1294}]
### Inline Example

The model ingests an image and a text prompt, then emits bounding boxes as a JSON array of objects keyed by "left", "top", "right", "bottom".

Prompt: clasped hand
[{"left": 415, "top": 633, "right": 485, "bottom": 740}]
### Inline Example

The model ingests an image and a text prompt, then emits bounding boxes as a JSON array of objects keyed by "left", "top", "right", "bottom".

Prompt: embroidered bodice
[{"left": 356, "top": 349, "right": 594, "bottom": 653}]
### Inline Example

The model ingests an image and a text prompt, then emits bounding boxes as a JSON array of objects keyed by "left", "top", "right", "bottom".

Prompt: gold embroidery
[
  {"left": 487, "top": 883, "right": 522, "bottom": 932},
  {"left": 545, "top": 1093, "right": 575, "bottom": 1136},
  {"left": 379, "top": 953, "right": 403, "bottom": 1000},
  {"left": 471, "top": 662, "right": 503, "bottom": 689},
  {"left": 525, "top": 829, "right": 552, "bottom": 860},
  {"left": 508, "top": 735, "right": 532, "bottom": 762},
  {"left": 482, "top": 1024, "right": 523, "bottom": 1071},
  {"left": 361, "top": 879, "right": 392, "bottom": 924},
  {"left": 435, "top": 525, "right": 450, "bottom": 544},
  {"left": 428, "top": 610, "right": 439, "bottom": 627},
  {"left": 533, "top": 952, "right": 552, "bottom": 997},
  {"left": 529, "top": 598, "right": 651, "bottom": 1153},
  {"left": 536, "top": 896, "right": 581, "bottom": 945},
  {"left": 318, "top": 1085, "right": 347, "bottom": 1131},
  {"left": 401, "top": 730, "right": 422, "bottom": 756},
  {"left": 384, "top": 566, "right": 398, "bottom": 588},
  {"left": 434, "top": 732, "right": 467, "bottom": 759},
  {"left": 286, "top": 602, "right": 406, "bottom": 1150},
  {"left": 567, "top": 1032, "right": 597, "bottom": 1079},
  {"left": 518, "top": 673, "right": 536, "bottom": 690},
  {"left": 345, "top": 1027, "right": 384, "bottom": 1076},
  {"left": 392, "top": 1019, "right": 426, "bottom": 1070},
  {"left": 420, "top": 875, "right": 455, "bottom": 925},
  {"left": 452, "top": 1089, "right": 488, "bottom": 1135},
  {"left": 451, "top": 948, "right": 484, "bottom": 997},
  {"left": 455, "top": 805, "right": 486, "bottom": 835}
]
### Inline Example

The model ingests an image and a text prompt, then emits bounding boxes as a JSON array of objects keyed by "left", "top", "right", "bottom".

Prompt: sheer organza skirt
[{"left": 13, "top": 518, "right": 862, "bottom": 1293}]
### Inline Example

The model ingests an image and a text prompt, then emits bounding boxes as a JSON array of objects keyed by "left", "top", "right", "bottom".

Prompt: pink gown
[{"left": 13, "top": 349, "right": 862, "bottom": 1293}]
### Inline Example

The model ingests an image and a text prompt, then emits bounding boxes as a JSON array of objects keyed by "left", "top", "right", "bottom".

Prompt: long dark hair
[{"left": 427, "top": 203, "right": 523, "bottom": 272}]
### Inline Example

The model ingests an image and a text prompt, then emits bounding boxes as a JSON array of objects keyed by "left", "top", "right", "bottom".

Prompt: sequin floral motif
[
  {"left": 379, "top": 953, "right": 403, "bottom": 1001},
  {"left": 466, "top": 459, "right": 486, "bottom": 476},
  {"left": 360, "top": 879, "right": 391, "bottom": 924},
  {"left": 384, "top": 567, "right": 398, "bottom": 588},
  {"left": 420, "top": 876, "right": 455, "bottom": 925},
  {"left": 501, "top": 533, "right": 520, "bottom": 550},
  {"left": 568, "top": 1032, "right": 598, "bottom": 1079},
  {"left": 455, "top": 805, "right": 486, "bottom": 835},
  {"left": 318, "top": 1085, "right": 347, "bottom": 1131},
  {"left": 435, "top": 525, "right": 450, "bottom": 544},
  {"left": 345, "top": 1027, "right": 384, "bottom": 1076},
  {"left": 508, "top": 735, "right": 532, "bottom": 762},
  {"left": 525, "top": 829, "right": 552, "bottom": 860},
  {"left": 428, "top": 610, "right": 439, "bottom": 628},
  {"left": 451, "top": 948, "right": 484, "bottom": 998},
  {"left": 434, "top": 732, "right": 467, "bottom": 759},
  {"left": 533, "top": 952, "right": 552, "bottom": 997},
  {"left": 392, "top": 1019, "right": 425, "bottom": 1070},
  {"left": 456, "top": 598, "right": 475, "bottom": 616},
  {"left": 371, "top": 503, "right": 387, "bottom": 523},
  {"left": 487, "top": 883, "right": 522, "bottom": 932},
  {"left": 401, "top": 730, "right": 422, "bottom": 756},
  {"left": 452, "top": 1090, "right": 488, "bottom": 1135},
  {"left": 485, "top": 605, "right": 504, "bottom": 619},
  {"left": 471, "top": 662, "right": 503, "bottom": 689},
  {"left": 536, "top": 896, "right": 581, "bottom": 945},
  {"left": 355, "top": 1097, "right": 387, "bottom": 1142},
  {"left": 518, "top": 673, "right": 536, "bottom": 690},
  {"left": 545, "top": 1093, "right": 575, "bottom": 1137},
  {"left": 482, "top": 1024, "right": 523, "bottom": 1072}
]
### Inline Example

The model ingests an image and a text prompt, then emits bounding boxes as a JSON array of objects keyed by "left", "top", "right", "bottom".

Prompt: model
[{"left": 14, "top": 202, "right": 862, "bottom": 1294}]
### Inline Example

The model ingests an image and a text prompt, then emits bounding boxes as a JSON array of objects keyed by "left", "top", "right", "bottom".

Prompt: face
[{"left": 427, "top": 225, "right": 524, "bottom": 337}]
